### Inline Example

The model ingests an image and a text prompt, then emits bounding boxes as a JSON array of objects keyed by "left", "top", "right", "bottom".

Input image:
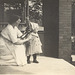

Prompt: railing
[
  {"left": 0, "top": 22, "right": 44, "bottom": 32},
  {"left": 0, "top": 22, "right": 26, "bottom": 32},
  {"left": 0, "top": 22, "right": 7, "bottom": 31}
]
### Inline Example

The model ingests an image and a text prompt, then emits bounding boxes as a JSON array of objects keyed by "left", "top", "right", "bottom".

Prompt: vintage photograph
[{"left": 0, "top": 0, "right": 75, "bottom": 75}]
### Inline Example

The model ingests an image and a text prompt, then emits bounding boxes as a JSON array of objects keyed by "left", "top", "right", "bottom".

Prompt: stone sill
[{"left": 71, "top": 55, "right": 75, "bottom": 61}]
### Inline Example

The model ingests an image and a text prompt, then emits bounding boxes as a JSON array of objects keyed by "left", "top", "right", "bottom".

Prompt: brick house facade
[
  {"left": 44, "top": 0, "right": 73, "bottom": 62},
  {"left": 59, "top": 0, "right": 72, "bottom": 62}
]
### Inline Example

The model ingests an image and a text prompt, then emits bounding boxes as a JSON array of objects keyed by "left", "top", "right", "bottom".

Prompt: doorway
[{"left": 43, "top": 0, "right": 59, "bottom": 58}]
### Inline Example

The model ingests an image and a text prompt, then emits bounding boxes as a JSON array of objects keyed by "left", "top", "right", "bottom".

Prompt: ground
[{"left": 0, "top": 56, "right": 75, "bottom": 75}]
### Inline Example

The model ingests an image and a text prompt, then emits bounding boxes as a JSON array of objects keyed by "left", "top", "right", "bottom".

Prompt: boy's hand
[{"left": 27, "top": 35, "right": 32, "bottom": 40}]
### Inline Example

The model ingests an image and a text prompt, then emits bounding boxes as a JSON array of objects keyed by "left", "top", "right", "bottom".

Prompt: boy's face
[{"left": 33, "top": 29, "right": 38, "bottom": 33}]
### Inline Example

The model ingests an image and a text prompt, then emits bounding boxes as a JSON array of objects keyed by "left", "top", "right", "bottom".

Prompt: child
[{"left": 26, "top": 22, "right": 42, "bottom": 64}]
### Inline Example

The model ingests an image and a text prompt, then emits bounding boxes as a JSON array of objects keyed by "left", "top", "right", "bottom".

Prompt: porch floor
[{"left": 0, "top": 56, "right": 75, "bottom": 75}]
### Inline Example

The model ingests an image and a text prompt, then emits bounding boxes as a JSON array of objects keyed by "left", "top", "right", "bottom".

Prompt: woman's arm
[
  {"left": 14, "top": 35, "right": 31, "bottom": 45},
  {"left": 14, "top": 38, "right": 29, "bottom": 45}
]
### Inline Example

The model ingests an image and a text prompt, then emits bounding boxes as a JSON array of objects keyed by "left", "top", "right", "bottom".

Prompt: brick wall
[{"left": 59, "top": 0, "right": 72, "bottom": 62}]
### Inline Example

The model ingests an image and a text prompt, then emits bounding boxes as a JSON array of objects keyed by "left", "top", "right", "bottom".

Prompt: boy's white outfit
[{"left": 26, "top": 22, "right": 42, "bottom": 56}]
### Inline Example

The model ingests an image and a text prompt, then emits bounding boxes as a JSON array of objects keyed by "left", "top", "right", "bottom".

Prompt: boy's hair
[
  {"left": 8, "top": 14, "right": 20, "bottom": 24},
  {"left": 30, "top": 22, "right": 39, "bottom": 31}
]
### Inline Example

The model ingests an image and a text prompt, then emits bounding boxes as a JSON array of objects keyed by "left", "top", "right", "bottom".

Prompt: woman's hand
[{"left": 14, "top": 37, "right": 30, "bottom": 45}]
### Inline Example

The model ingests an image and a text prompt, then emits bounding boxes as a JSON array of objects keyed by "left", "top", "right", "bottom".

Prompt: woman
[{"left": 0, "top": 15, "right": 31, "bottom": 66}]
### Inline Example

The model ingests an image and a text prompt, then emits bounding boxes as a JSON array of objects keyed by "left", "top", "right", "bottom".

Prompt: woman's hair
[{"left": 8, "top": 14, "right": 20, "bottom": 24}]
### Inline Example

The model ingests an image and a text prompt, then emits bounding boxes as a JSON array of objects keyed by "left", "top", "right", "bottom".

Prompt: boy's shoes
[
  {"left": 27, "top": 60, "right": 31, "bottom": 64},
  {"left": 27, "top": 60, "right": 39, "bottom": 64},
  {"left": 33, "top": 60, "right": 39, "bottom": 63}
]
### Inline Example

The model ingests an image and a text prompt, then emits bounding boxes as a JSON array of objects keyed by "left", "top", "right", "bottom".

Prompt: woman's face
[{"left": 16, "top": 18, "right": 21, "bottom": 26}]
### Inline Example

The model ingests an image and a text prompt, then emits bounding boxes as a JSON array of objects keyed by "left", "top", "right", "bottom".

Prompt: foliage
[{"left": 29, "top": 0, "right": 43, "bottom": 25}]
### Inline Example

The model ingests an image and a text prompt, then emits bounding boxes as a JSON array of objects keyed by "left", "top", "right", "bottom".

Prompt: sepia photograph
[{"left": 0, "top": 0, "right": 75, "bottom": 75}]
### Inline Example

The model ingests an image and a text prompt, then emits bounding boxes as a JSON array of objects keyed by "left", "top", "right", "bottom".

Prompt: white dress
[
  {"left": 0, "top": 24, "right": 27, "bottom": 66},
  {"left": 26, "top": 22, "right": 42, "bottom": 56}
]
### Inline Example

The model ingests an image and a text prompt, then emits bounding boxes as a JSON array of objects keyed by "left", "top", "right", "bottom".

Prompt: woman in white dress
[
  {"left": 0, "top": 15, "right": 31, "bottom": 66},
  {"left": 26, "top": 22, "right": 42, "bottom": 64}
]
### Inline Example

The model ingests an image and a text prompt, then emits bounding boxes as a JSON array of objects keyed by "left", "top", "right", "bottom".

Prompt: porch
[{"left": 0, "top": 56, "right": 75, "bottom": 75}]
